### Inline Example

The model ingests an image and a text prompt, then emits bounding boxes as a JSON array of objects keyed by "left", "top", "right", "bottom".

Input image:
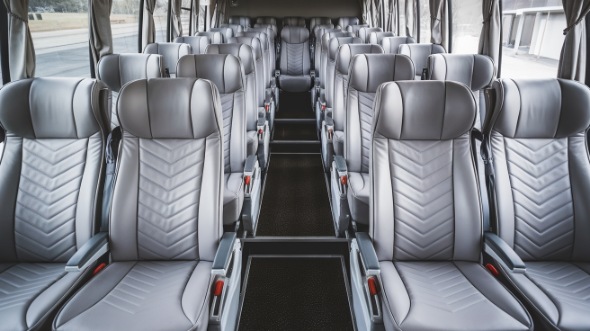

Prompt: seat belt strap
[{"left": 101, "top": 127, "right": 121, "bottom": 232}]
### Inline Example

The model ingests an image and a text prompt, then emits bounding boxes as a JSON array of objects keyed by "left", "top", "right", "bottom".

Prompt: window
[
  {"left": 500, "top": 0, "right": 563, "bottom": 78},
  {"left": 181, "top": 0, "right": 192, "bottom": 36},
  {"left": 112, "top": 0, "right": 140, "bottom": 53},
  {"left": 451, "top": 0, "right": 482, "bottom": 54},
  {"left": 154, "top": 0, "right": 168, "bottom": 42},
  {"left": 419, "top": 0, "right": 430, "bottom": 43},
  {"left": 29, "top": 1, "right": 91, "bottom": 77}
]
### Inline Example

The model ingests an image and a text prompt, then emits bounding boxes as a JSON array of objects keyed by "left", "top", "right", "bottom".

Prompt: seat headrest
[
  {"left": 374, "top": 81, "right": 476, "bottom": 140},
  {"left": 227, "top": 36, "right": 263, "bottom": 61},
  {"left": 238, "top": 31, "right": 269, "bottom": 50},
  {"left": 313, "top": 24, "right": 336, "bottom": 37},
  {"left": 369, "top": 31, "right": 395, "bottom": 45},
  {"left": 428, "top": 54, "right": 495, "bottom": 91},
  {"left": 358, "top": 27, "right": 383, "bottom": 42},
  {"left": 337, "top": 17, "right": 360, "bottom": 29},
  {"left": 0, "top": 78, "right": 107, "bottom": 139},
  {"left": 209, "top": 27, "right": 233, "bottom": 42},
  {"left": 143, "top": 42, "right": 192, "bottom": 75},
  {"left": 118, "top": 78, "right": 221, "bottom": 139},
  {"left": 248, "top": 26, "right": 276, "bottom": 40},
  {"left": 206, "top": 43, "right": 255, "bottom": 75},
  {"left": 486, "top": 78, "right": 590, "bottom": 138},
  {"left": 283, "top": 17, "right": 306, "bottom": 27},
  {"left": 98, "top": 53, "right": 164, "bottom": 92},
  {"left": 346, "top": 24, "right": 369, "bottom": 34},
  {"left": 176, "top": 54, "right": 244, "bottom": 94},
  {"left": 322, "top": 31, "right": 353, "bottom": 50},
  {"left": 349, "top": 54, "right": 415, "bottom": 92},
  {"left": 256, "top": 16, "right": 277, "bottom": 25},
  {"left": 281, "top": 26, "right": 309, "bottom": 43},
  {"left": 336, "top": 44, "right": 384, "bottom": 74},
  {"left": 220, "top": 24, "right": 245, "bottom": 35},
  {"left": 174, "top": 36, "right": 210, "bottom": 54},
  {"left": 230, "top": 16, "right": 251, "bottom": 27},
  {"left": 398, "top": 43, "right": 446, "bottom": 75},
  {"left": 311, "top": 17, "right": 333, "bottom": 30},
  {"left": 381, "top": 36, "right": 416, "bottom": 53},
  {"left": 329, "top": 37, "right": 362, "bottom": 61},
  {"left": 254, "top": 23, "right": 278, "bottom": 36},
  {"left": 195, "top": 31, "right": 224, "bottom": 44}
]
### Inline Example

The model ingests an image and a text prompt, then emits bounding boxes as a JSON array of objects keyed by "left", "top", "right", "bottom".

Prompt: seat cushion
[
  {"left": 54, "top": 261, "right": 213, "bottom": 331},
  {"left": 380, "top": 261, "right": 532, "bottom": 331},
  {"left": 347, "top": 172, "right": 369, "bottom": 225},
  {"left": 224, "top": 173, "right": 244, "bottom": 224},
  {"left": 0, "top": 263, "right": 84, "bottom": 331},
  {"left": 247, "top": 130, "right": 258, "bottom": 156},
  {"left": 278, "top": 75, "right": 312, "bottom": 93},
  {"left": 504, "top": 262, "right": 590, "bottom": 330}
]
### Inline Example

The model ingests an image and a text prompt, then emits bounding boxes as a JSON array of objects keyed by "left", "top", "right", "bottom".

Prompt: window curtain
[
  {"left": 478, "top": 0, "right": 500, "bottom": 75},
  {"left": 405, "top": 0, "right": 417, "bottom": 37},
  {"left": 429, "top": 0, "right": 447, "bottom": 46},
  {"left": 89, "top": 0, "right": 113, "bottom": 74},
  {"left": 142, "top": 0, "right": 156, "bottom": 50},
  {"left": 557, "top": 0, "right": 590, "bottom": 82},
  {"left": 210, "top": 0, "right": 227, "bottom": 28},
  {"left": 386, "top": 0, "right": 398, "bottom": 34},
  {"left": 197, "top": 4, "right": 206, "bottom": 32},
  {"left": 3, "top": 0, "right": 35, "bottom": 79},
  {"left": 171, "top": 0, "right": 183, "bottom": 38}
]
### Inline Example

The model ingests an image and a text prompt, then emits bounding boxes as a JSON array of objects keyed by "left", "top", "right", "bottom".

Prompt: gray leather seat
[
  {"left": 483, "top": 78, "right": 590, "bottom": 331},
  {"left": 283, "top": 16, "right": 306, "bottom": 27},
  {"left": 97, "top": 53, "right": 165, "bottom": 129},
  {"left": 210, "top": 27, "right": 234, "bottom": 43},
  {"left": 143, "top": 42, "right": 191, "bottom": 77},
  {"left": 368, "top": 31, "right": 395, "bottom": 45},
  {"left": 256, "top": 16, "right": 277, "bottom": 26},
  {"left": 0, "top": 78, "right": 109, "bottom": 331},
  {"left": 346, "top": 24, "right": 369, "bottom": 37},
  {"left": 310, "top": 17, "right": 333, "bottom": 32},
  {"left": 53, "top": 78, "right": 242, "bottom": 331},
  {"left": 248, "top": 26, "right": 277, "bottom": 82},
  {"left": 336, "top": 16, "right": 360, "bottom": 29},
  {"left": 174, "top": 36, "right": 210, "bottom": 54},
  {"left": 358, "top": 27, "right": 382, "bottom": 43},
  {"left": 229, "top": 15, "right": 250, "bottom": 28},
  {"left": 195, "top": 31, "right": 224, "bottom": 44},
  {"left": 343, "top": 54, "right": 414, "bottom": 226},
  {"left": 349, "top": 80, "right": 533, "bottom": 331},
  {"left": 278, "top": 26, "right": 312, "bottom": 92},
  {"left": 220, "top": 23, "right": 245, "bottom": 36},
  {"left": 428, "top": 53, "right": 495, "bottom": 129},
  {"left": 381, "top": 36, "right": 416, "bottom": 54},
  {"left": 314, "top": 27, "right": 341, "bottom": 80},
  {"left": 398, "top": 43, "right": 446, "bottom": 79}
]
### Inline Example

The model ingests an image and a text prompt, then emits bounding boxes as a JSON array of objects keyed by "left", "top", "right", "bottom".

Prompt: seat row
[{"left": 228, "top": 15, "right": 361, "bottom": 30}]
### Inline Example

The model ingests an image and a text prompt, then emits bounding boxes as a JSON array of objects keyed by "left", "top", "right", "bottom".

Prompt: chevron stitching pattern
[
  {"left": 286, "top": 43, "right": 304, "bottom": 75},
  {"left": 505, "top": 138, "right": 574, "bottom": 260},
  {"left": 101, "top": 262, "right": 197, "bottom": 315},
  {"left": 220, "top": 94, "right": 234, "bottom": 173},
  {"left": 138, "top": 139, "right": 204, "bottom": 260},
  {"left": 358, "top": 92, "right": 376, "bottom": 172},
  {"left": 15, "top": 139, "right": 88, "bottom": 262},
  {"left": 0, "top": 264, "right": 65, "bottom": 312},
  {"left": 397, "top": 262, "right": 487, "bottom": 313},
  {"left": 526, "top": 262, "right": 590, "bottom": 309},
  {"left": 391, "top": 140, "right": 455, "bottom": 260}
]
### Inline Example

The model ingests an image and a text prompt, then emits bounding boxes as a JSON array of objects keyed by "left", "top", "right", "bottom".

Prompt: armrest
[
  {"left": 324, "top": 116, "right": 334, "bottom": 140},
  {"left": 243, "top": 155, "right": 259, "bottom": 196},
  {"left": 310, "top": 70, "right": 316, "bottom": 79},
  {"left": 212, "top": 232, "right": 237, "bottom": 274},
  {"left": 356, "top": 233, "right": 380, "bottom": 274},
  {"left": 65, "top": 232, "right": 109, "bottom": 272},
  {"left": 334, "top": 155, "right": 347, "bottom": 174},
  {"left": 484, "top": 232, "right": 526, "bottom": 272}
]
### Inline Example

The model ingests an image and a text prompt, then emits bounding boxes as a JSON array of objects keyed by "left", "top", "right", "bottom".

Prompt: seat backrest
[
  {"left": 320, "top": 31, "right": 352, "bottom": 88},
  {"left": 283, "top": 16, "right": 306, "bottom": 27},
  {"left": 381, "top": 36, "right": 416, "bottom": 54},
  {"left": 174, "top": 36, "right": 210, "bottom": 54},
  {"left": 280, "top": 26, "right": 311, "bottom": 76},
  {"left": 0, "top": 78, "right": 109, "bottom": 263},
  {"left": 315, "top": 27, "right": 341, "bottom": 74},
  {"left": 98, "top": 53, "right": 165, "bottom": 128},
  {"left": 239, "top": 31, "right": 270, "bottom": 88},
  {"left": 346, "top": 54, "right": 415, "bottom": 173},
  {"left": 310, "top": 17, "right": 333, "bottom": 31},
  {"left": 256, "top": 16, "right": 277, "bottom": 26},
  {"left": 326, "top": 36, "right": 362, "bottom": 108},
  {"left": 428, "top": 54, "right": 495, "bottom": 129},
  {"left": 358, "top": 27, "right": 383, "bottom": 43},
  {"left": 229, "top": 15, "right": 250, "bottom": 28},
  {"left": 371, "top": 81, "right": 480, "bottom": 262},
  {"left": 333, "top": 44, "right": 383, "bottom": 131},
  {"left": 254, "top": 23, "right": 278, "bottom": 39},
  {"left": 368, "top": 31, "right": 395, "bottom": 45},
  {"left": 143, "top": 42, "right": 191, "bottom": 77},
  {"left": 220, "top": 23, "right": 245, "bottom": 36},
  {"left": 207, "top": 43, "right": 258, "bottom": 132},
  {"left": 210, "top": 27, "right": 234, "bottom": 43},
  {"left": 111, "top": 78, "right": 223, "bottom": 262},
  {"left": 346, "top": 24, "right": 369, "bottom": 36},
  {"left": 398, "top": 43, "right": 446, "bottom": 79},
  {"left": 484, "top": 78, "right": 590, "bottom": 262},
  {"left": 228, "top": 36, "right": 265, "bottom": 107},
  {"left": 248, "top": 26, "right": 276, "bottom": 76},
  {"left": 176, "top": 54, "right": 247, "bottom": 175},
  {"left": 195, "top": 31, "right": 224, "bottom": 44},
  {"left": 337, "top": 16, "right": 360, "bottom": 29}
]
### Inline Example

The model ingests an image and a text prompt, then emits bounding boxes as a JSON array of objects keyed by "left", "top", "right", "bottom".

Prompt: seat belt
[
  {"left": 480, "top": 132, "right": 497, "bottom": 233},
  {"left": 100, "top": 127, "right": 121, "bottom": 232},
  {"left": 472, "top": 129, "right": 495, "bottom": 233}
]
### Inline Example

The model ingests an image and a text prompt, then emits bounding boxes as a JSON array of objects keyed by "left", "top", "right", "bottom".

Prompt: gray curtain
[
  {"left": 558, "top": 0, "right": 590, "bottom": 82},
  {"left": 386, "top": 0, "right": 398, "bottom": 34},
  {"left": 478, "top": 0, "right": 500, "bottom": 75},
  {"left": 171, "top": 0, "right": 183, "bottom": 38},
  {"left": 142, "top": 0, "right": 156, "bottom": 50},
  {"left": 198, "top": 4, "right": 206, "bottom": 32},
  {"left": 210, "top": 0, "right": 227, "bottom": 28},
  {"left": 429, "top": 0, "right": 446, "bottom": 45},
  {"left": 405, "top": 0, "right": 417, "bottom": 37},
  {"left": 4, "top": 0, "right": 35, "bottom": 79},
  {"left": 89, "top": 0, "right": 113, "bottom": 73}
]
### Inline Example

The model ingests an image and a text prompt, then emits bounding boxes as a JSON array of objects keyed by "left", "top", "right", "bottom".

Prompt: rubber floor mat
[
  {"left": 239, "top": 257, "right": 354, "bottom": 331},
  {"left": 273, "top": 121, "right": 317, "bottom": 141},
  {"left": 277, "top": 91, "right": 314, "bottom": 119}
]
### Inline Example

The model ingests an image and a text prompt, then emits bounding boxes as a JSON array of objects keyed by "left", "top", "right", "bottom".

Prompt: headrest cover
[
  {"left": 174, "top": 36, "right": 210, "bottom": 54},
  {"left": 238, "top": 31, "right": 269, "bottom": 50},
  {"left": 228, "top": 36, "right": 263, "bottom": 60},
  {"left": 206, "top": 43, "right": 255, "bottom": 75},
  {"left": 143, "top": 42, "right": 192, "bottom": 74},
  {"left": 428, "top": 54, "right": 495, "bottom": 91},
  {"left": 381, "top": 36, "right": 416, "bottom": 53},
  {"left": 118, "top": 78, "right": 221, "bottom": 139},
  {"left": 336, "top": 44, "right": 384, "bottom": 74},
  {"left": 0, "top": 78, "right": 107, "bottom": 139},
  {"left": 281, "top": 26, "right": 309, "bottom": 43},
  {"left": 176, "top": 54, "right": 244, "bottom": 94},
  {"left": 349, "top": 54, "right": 415, "bottom": 92},
  {"left": 487, "top": 78, "right": 590, "bottom": 138},
  {"left": 374, "top": 81, "right": 476, "bottom": 140},
  {"left": 329, "top": 37, "right": 362, "bottom": 61},
  {"left": 98, "top": 54, "right": 164, "bottom": 92}
]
